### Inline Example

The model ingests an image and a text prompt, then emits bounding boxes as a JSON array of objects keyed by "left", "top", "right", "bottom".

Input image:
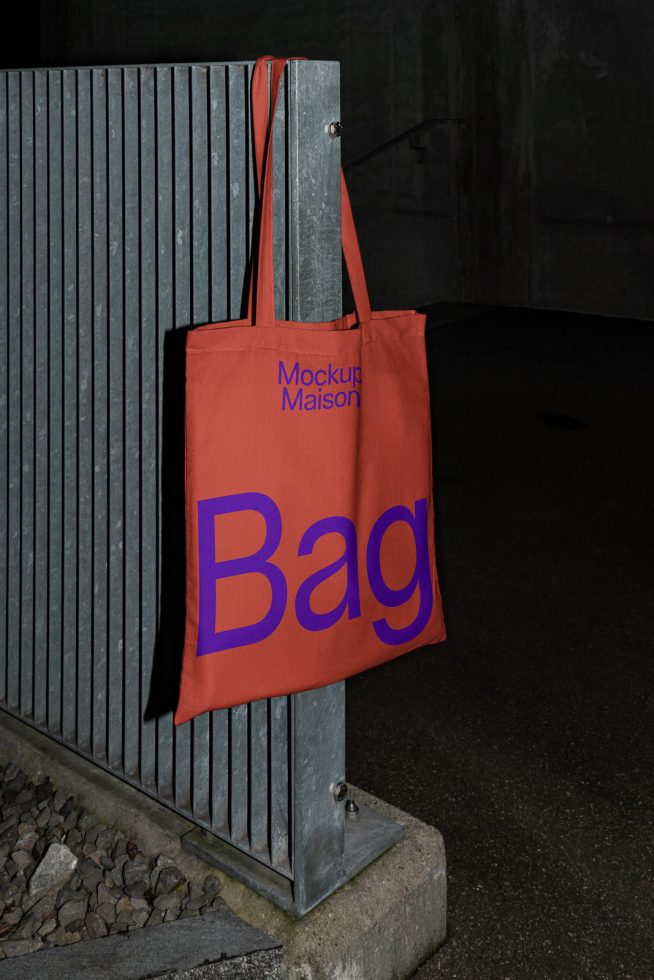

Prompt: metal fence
[{"left": 0, "top": 59, "right": 400, "bottom": 916}]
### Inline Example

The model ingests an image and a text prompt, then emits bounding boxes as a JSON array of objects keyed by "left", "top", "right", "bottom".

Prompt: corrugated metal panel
[{"left": 0, "top": 60, "right": 345, "bottom": 907}]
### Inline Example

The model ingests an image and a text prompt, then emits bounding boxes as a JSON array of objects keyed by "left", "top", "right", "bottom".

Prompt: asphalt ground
[{"left": 345, "top": 307, "right": 654, "bottom": 979}]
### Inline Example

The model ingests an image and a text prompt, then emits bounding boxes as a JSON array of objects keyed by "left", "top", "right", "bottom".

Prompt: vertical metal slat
[
  {"left": 171, "top": 64, "right": 191, "bottom": 814},
  {"left": 7, "top": 71, "right": 22, "bottom": 715},
  {"left": 91, "top": 68, "right": 108, "bottom": 762},
  {"left": 0, "top": 73, "right": 7, "bottom": 707},
  {"left": 33, "top": 69, "right": 49, "bottom": 728},
  {"left": 107, "top": 66, "right": 124, "bottom": 771},
  {"left": 46, "top": 71, "right": 63, "bottom": 736},
  {"left": 190, "top": 64, "right": 210, "bottom": 824},
  {"left": 139, "top": 65, "right": 157, "bottom": 790},
  {"left": 123, "top": 65, "right": 140, "bottom": 780},
  {"left": 61, "top": 68, "right": 78, "bottom": 745},
  {"left": 207, "top": 65, "right": 229, "bottom": 837},
  {"left": 154, "top": 64, "right": 173, "bottom": 802},
  {"left": 76, "top": 68, "right": 93, "bottom": 753},
  {"left": 19, "top": 71, "right": 35, "bottom": 720}
]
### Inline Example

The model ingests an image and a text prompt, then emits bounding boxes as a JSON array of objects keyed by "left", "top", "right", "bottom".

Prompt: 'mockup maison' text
[{"left": 278, "top": 360, "right": 361, "bottom": 412}]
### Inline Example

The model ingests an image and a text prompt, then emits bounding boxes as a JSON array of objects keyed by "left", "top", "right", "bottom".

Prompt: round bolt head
[
  {"left": 345, "top": 798, "right": 360, "bottom": 819},
  {"left": 333, "top": 781, "right": 348, "bottom": 802}
]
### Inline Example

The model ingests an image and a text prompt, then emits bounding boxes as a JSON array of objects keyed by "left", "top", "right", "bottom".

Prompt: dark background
[{"left": 4, "top": 0, "right": 654, "bottom": 318}]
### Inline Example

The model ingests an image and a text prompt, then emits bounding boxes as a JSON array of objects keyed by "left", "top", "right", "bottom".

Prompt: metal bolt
[
  {"left": 328, "top": 121, "right": 342, "bottom": 139},
  {"left": 333, "top": 781, "right": 348, "bottom": 802},
  {"left": 345, "top": 798, "right": 360, "bottom": 819}
]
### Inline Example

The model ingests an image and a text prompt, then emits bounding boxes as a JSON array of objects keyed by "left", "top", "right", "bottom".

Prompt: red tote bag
[{"left": 174, "top": 56, "right": 445, "bottom": 725}]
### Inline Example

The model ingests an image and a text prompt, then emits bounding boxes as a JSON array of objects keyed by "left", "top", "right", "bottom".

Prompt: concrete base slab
[
  {"left": 0, "top": 710, "right": 447, "bottom": 979},
  {"left": 0, "top": 909, "right": 283, "bottom": 980},
  {"left": 182, "top": 801, "right": 404, "bottom": 918},
  {"left": 269, "top": 787, "right": 446, "bottom": 980}
]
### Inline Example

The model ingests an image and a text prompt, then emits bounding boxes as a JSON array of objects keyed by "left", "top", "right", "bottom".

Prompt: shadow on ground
[{"left": 346, "top": 307, "right": 654, "bottom": 979}]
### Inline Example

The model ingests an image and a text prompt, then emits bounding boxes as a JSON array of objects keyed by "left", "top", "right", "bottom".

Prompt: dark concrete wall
[
  {"left": 37, "top": 0, "right": 654, "bottom": 319},
  {"left": 453, "top": 0, "right": 654, "bottom": 320},
  {"left": 525, "top": 1, "right": 654, "bottom": 319}
]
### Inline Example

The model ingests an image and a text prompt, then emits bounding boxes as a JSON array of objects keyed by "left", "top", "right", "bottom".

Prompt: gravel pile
[{"left": 0, "top": 761, "right": 223, "bottom": 961}]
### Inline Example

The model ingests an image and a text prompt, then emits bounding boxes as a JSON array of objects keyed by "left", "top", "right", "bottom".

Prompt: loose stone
[
  {"left": 57, "top": 897, "right": 88, "bottom": 928},
  {"left": 97, "top": 882, "right": 118, "bottom": 906},
  {"left": 38, "top": 917, "right": 57, "bottom": 938},
  {"left": 31, "top": 838, "right": 48, "bottom": 862},
  {"left": 82, "top": 870, "right": 104, "bottom": 893},
  {"left": 203, "top": 874, "right": 221, "bottom": 895},
  {"left": 11, "top": 911, "right": 40, "bottom": 939},
  {"left": 145, "top": 908, "right": 164, "bottom": 928},
  {"left": 76, "top": 810, "right": 96, "bottom": 832},
  {"left": 155, "top": 865, "right": 181, "bottom": 894},
  {"left": 2, "top": 907, "right": 22, "bottom": 926},
  {"left": 28, "top": 842, "right": 78, "bottom": 899},
  {"left": 25, "top": 893, "right": 56, "bottom": 919},
  {"left": 63, "top": 811, "right": 78, "bottom": 832},
  {"left": 64, "top": 917, "right": 85, "bottom": 934},
  {"left": 85, "top": 910, "right": 107, "bottom": 938},
  {"left": 9, "top": 773, "right": 26, "bottom": 793},
  {"left": 125, "top": 879, "right": 147, "bottom": 899},
  {"left": 85, "top": 822, "right": 106, "bottom": 843},
  {"left": 96, "top": 902, "right": 116, "bottom": 926},
  {"left": 56, "top": 885, "right": 82, "bottom": 910},
  {"left": 110, "top": 909, "right": 132, "bottom": 933},
  {"left": 49, "top": 926, "right": 80, "bottom": 946},
  {"left": 123, "top": 862, "right": 149, "bottom": 888},
  {"left": 153, "top": 891, "right": 181, "bottom": 911},
  {"left": 96, "top": 829, "right": 115, "bottom": 851},
  {"left": 115, "top": 896, "right": 132, "bottom": 914},
  {"left": 35, "top": 780, "right": 52, "bottom": 803},
  {"left": 0, "top": 938, "right": 42, "bottom": 958},
  {"left": 77, "top": 857, "right": 100, "bottom": 877},
  {"left": 10, "top": 850, "right": 32, "bottom": 871},
  {"left": 185, "top": 894, "right": 207, "bottom": 911},
  {"left": 65, "top": 828, "right": 82, "bottom": 849},
  {"left": 52, "top": 789, "right": 71, "bottom": 812},
  {"left": 130, "top": 908, "right": 150, "bottom": 928}
]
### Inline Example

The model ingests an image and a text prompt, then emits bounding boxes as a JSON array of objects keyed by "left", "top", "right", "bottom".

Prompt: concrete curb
[
  {"left": 0, "top": 710, "right": 446, "bottom": 979},
  {"left": 0, "top": 908, "right": 283, "bottom": 979}
]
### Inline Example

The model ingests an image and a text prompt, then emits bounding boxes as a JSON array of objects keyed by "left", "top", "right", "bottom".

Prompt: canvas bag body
[{"left": 174, "top": 57, "right": 445, "bottom": 725}]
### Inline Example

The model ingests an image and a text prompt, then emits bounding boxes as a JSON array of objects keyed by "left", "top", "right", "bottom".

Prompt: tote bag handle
[{"left": 249, "top": 56, "right": 372, "bottom": 326}]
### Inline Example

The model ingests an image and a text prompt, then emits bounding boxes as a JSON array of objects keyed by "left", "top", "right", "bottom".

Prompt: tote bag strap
[{"left": 249, "top": 56, "right": 372, "bottom": 326}]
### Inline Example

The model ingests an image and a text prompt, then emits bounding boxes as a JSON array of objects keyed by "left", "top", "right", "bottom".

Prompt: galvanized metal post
[{"left": 285, "top": 62, "right": 347, "bottom": 913}]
